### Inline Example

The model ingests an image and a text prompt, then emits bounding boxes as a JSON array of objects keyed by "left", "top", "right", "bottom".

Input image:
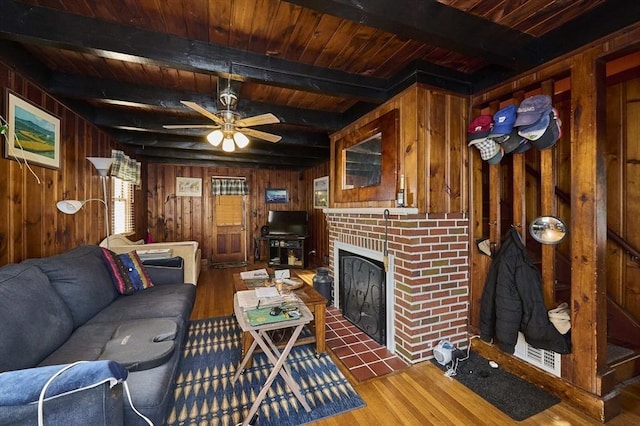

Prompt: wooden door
[{"left": 211, "top": 195, "right": 246, "bottom": 265}]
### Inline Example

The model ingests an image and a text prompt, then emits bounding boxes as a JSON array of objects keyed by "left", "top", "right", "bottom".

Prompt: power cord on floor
[{"left": 444, "top": 335, "right": 479, "bottom": 378}]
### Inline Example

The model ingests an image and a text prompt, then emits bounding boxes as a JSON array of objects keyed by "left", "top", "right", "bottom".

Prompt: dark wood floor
[{"left": 192, "top": 264, "right": 640, "bottom": 425}]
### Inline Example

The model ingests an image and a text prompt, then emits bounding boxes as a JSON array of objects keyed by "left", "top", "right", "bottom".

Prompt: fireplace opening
[{"left": 339, "top": 249, "right": 386, "bottom": 344}]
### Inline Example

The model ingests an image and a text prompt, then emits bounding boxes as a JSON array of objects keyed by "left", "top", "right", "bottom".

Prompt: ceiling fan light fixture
[
  {"left": 222, "top": 137, "right": 235, "bottom": 152},
  {"left": 219, "top": 88, "right": 238, "bottom": 109},
  {"left": 233, "top": 132, "right": 249, "bottom": 148},
  {"left": 207, "top": 129, "right": 223, "bottom": 146}
]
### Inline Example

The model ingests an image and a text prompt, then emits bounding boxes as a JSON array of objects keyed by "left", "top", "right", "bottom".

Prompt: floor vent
[{"left": 513, "top": 332, "right": 561, "bottom": 377}]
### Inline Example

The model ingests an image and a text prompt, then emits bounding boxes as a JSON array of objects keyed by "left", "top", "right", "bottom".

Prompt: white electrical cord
[
  {"left": 38, "top": 361, "right": 89, "bottom": 426},
  {"left": 37, "top": 361, "right": 154, "bottom": 426},
  {"left": 444, "top": 335, "right": 479, "bottom": 378},
  {"left": 122, "top": 381, "right": 154, "bottom": 426}
]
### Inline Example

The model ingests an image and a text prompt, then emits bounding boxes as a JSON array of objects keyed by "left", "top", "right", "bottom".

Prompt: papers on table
[
  {"left": 255, "top": 286, "right": 279, "bottom": 298},
  {"left": 136, "top": 248, "right": 173, "bottom": 260},
  {"left": 236, "top": 289, "right": 284, "bottom": 311},
  {"left": 240, "top": 268, "right": 270, "bottom": 280},
  {"left": 274, "top": 269, "right": 290, "bottom": 280}
]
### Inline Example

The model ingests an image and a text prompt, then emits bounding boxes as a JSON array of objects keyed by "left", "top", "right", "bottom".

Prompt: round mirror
[{"left": 529, "top": 216, "right": 568, "bottom": 244}]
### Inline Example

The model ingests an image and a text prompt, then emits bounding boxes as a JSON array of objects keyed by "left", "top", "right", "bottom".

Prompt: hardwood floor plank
[{"left": 190, "top": 264, "right": 640, "bottom": 425}]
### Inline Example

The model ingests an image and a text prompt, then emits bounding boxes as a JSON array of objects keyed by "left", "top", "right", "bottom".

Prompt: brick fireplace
[{"left": 325, "top": 208, "right": 469, "bottom": 364}]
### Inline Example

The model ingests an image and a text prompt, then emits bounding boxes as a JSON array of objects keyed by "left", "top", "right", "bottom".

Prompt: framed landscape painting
[
  {"left": 265, "top": 188, "right": 288, "bottom": 203},
  {"left": 176, "top": 177, "right": 203, "bottom": 197},
  {"left": 5, "top": 91, "right": 60, "bottom": 169},
  {"left": 313, "top": 176, "right": 329, "bottom": 209}
]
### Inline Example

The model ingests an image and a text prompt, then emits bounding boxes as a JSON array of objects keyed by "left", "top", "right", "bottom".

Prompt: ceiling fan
[{"left": 163, "top": 86, "right": 282, "bottom": 152}]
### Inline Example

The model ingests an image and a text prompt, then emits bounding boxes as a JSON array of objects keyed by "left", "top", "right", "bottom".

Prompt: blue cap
[
  {"left": 514, "top": 95, "right": 552, "bottom": 127},
  {"left": 489, "top": 104, "right": 517, "bottom": 137},
  {"left": 518, "top": 107, "right": 553, "bottom": 140}
]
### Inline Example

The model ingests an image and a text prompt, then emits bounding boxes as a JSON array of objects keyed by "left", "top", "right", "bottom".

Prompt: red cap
[{"left": 467, "top": 115, "right": 493, "bottom": 142}]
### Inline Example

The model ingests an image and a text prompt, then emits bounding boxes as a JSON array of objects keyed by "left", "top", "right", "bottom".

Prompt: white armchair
[{"left": 100, "top": 234, "right": 202, "bottom": 285}]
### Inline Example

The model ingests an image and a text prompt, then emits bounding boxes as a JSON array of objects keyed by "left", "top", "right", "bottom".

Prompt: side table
[
  {"left": 231, "top": 294, "right": 313, "bottom": 426},
  {"left": 233, "top": 271, "right": 326, "bottom": 366}
]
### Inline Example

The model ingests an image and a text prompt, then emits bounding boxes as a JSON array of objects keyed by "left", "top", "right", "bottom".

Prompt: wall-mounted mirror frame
[
  {"left": 334, "top": 109, "right": 398, "bottom": 203},
  {"left": 529, "top": 215, "right": 568, "bottom": 244}
]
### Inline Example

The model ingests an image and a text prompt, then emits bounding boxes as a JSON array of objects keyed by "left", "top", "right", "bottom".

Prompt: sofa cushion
[
  {"left": 0, "top": 264, "right": 74, "bottom": 372},
  {"left": 25, "top": 245, "right": 119, "bottom": 328},
  {"left": 88, "top": 284, "right": 196, "bottom": 325},
  {"left": 101, "top": 248, "right": 155, "bottom": 295}
]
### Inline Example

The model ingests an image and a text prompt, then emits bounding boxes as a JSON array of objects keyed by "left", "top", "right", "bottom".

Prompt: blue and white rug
[{"left": 164, "top": 316, "right": 365, "bottom": 425}]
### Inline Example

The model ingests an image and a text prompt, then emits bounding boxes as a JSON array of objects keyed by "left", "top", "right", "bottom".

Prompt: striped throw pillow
[{"left": 101, "top": 248, "right": 154, "bottom": 295}]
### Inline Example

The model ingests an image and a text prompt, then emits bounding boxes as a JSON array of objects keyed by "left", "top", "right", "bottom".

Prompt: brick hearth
[{"left": 325, "top": 209, "right": 469, "bottom": 364}]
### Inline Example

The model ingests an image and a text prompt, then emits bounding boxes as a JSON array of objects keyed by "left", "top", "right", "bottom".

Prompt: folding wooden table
[{"left": 231, "top": 294, "right": 313, "bottom": 426}]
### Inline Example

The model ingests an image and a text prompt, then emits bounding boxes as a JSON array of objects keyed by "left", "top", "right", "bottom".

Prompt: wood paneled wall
[
  {"left": 606, "top": 75, "right": 640, "bottom": 320},
  {"left": 330, "top": 84, "right": 468, "bottom": 213},
  {"left": 145, "top": 161, "right": 329, "bottom": 268},
  {"left": 467, "top": 22, "right": 640, "bottom": 422},
  {"left": 0, "top": 62, "right": 121, "bottom": 265}
]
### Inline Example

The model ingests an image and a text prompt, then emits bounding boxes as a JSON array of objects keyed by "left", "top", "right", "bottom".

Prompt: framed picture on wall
[
  {"left": 265, "top": 188, "right": 288, "bottom": 203},
  {"left": 5, "top": 91, "right": 61, "bottom": 169},
  {"left": 313, "top": 176, "right": 329, "bottom": 209},
  {"left": 176, "top": 177, "right": 202, "bottom": 197}
]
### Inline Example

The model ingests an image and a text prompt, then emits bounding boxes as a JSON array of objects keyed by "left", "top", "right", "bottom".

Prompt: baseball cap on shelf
[
  {"left": 512, "top": 139, "right": 532, "bottom": 154},
  {"left": 469, "top": 138, "right": 502, "bottom": 164},
  {"left": 486, "top": 147, "right": 504, "bottom": 165},
  {"left": 531, "top": 109, "right": 562, "bottom": 150},
  {"left": 493, "top": 129, "right": 525, "bottom": 154},
  {"left": 518, "top": 107, "right": 553, "bottom": 141},
  {"left": 489, "top": 104, "right": 517, "bottom": 137},
  {"left": 514, "top": 95, "right": 552, "bottom": 127},
  {"left": 467, "top": 115, "right": 493, "bottom": 142}
]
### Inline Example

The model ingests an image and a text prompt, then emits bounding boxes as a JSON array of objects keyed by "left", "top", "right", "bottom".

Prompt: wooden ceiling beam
[
  {"left": 131, "top": 147, "right": 322, "bottom": 169},
  {"left": 0, "top": 0, "right": 388, "bottom": 102},
  {"left": 109, "top": 129, "right": 329, "bottom": 150},
  {"left": 530, "top": 0, "right": 640, "bottom": 64},
  {"left": 47, "top": 73, "right": 346, "bottom": 132},
  {"left": 118, "top": 139, "right": 328, "bottom": 160},
  {"left": 283, "top": 0, "right": 537, "bottom": 71}
]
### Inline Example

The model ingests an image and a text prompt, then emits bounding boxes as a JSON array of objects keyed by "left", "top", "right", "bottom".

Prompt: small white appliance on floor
[{"left": 433, "top": 340, "right": 454, "bottom": 365}]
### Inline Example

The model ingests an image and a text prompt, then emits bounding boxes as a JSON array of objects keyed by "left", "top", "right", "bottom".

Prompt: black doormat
[{"left": 431, "top": 351, "right": 560, "bottom": 421}]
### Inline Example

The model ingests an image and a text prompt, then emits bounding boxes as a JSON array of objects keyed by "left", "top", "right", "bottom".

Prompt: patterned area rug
[{"left": 164, "top": 316, "right": 365, "bottom": 425}]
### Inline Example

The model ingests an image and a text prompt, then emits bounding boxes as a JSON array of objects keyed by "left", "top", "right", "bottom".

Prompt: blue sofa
[{"left": 0, "top": 245, "right": 196, "bottom": 425}]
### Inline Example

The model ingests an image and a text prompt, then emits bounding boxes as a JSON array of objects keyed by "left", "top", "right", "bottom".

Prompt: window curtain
[
  {"left": 110, "top": 149, "right": 141, "bottom": 186},
  {"left": 211, "top": 177, "right": 249, "bottom": 195}
]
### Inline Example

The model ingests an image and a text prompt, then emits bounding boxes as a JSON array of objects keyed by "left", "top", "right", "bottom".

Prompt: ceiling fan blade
[
  {"left": 240, "top": 128, "right": 282, "bottom": 143},
  {"left": 235, "top": 113, "right": 280, "bottom": 127},
  {"left": 180, "top": 101, "right": 225, "bottom": 125},
  {"left": 162, "top": 124, "right": 220, "bottom": 129}
]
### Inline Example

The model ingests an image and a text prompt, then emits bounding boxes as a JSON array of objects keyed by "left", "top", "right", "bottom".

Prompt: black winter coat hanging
[{"left": 479, "top": 228, "right": 571, "bottom": 354}]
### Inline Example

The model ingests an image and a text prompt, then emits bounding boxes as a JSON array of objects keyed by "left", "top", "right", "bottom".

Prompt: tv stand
[{"left": 267, "top": 235, "right": 307, "bottom": 269}]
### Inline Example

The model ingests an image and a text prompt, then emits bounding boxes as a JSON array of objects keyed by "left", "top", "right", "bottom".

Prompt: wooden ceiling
[{"left": 0, "top": 0, "right": 637, "bottom": 169}]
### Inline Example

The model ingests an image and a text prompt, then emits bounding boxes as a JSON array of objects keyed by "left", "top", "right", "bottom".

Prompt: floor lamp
[{"left": 56, "top": 157, "right": 114, "bottom": 247}]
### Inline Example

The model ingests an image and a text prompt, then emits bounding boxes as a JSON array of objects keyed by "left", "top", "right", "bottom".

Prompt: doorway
[{"left": 211, "top": 194, "right": 247, "bottom": 266}]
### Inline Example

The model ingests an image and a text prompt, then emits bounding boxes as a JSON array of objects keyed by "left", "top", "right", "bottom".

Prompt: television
[{"left": 267, "top": 210, "right": 308, "bottom": 236}]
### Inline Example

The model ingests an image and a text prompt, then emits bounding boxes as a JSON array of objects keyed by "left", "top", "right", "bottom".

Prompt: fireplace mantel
[{"left": 323, "top": 207, "right": 418, "bottom": 215}]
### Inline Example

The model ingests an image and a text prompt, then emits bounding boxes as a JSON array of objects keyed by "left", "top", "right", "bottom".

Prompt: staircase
[
  {"left": 531, "top": 242, "right": 640, "bottom": 386},
  {"left": 607, "top": 298, "right": 640, "bottom": 384}
]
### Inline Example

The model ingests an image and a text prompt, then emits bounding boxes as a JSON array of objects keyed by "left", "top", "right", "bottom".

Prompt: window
[{"left": 112, "top": 177, "right": 134, "bottom": 234}]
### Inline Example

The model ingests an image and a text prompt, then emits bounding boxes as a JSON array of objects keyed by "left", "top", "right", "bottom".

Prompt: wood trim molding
[{"left": 334, "top": 109, "right": 399, "bottom": 203}]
